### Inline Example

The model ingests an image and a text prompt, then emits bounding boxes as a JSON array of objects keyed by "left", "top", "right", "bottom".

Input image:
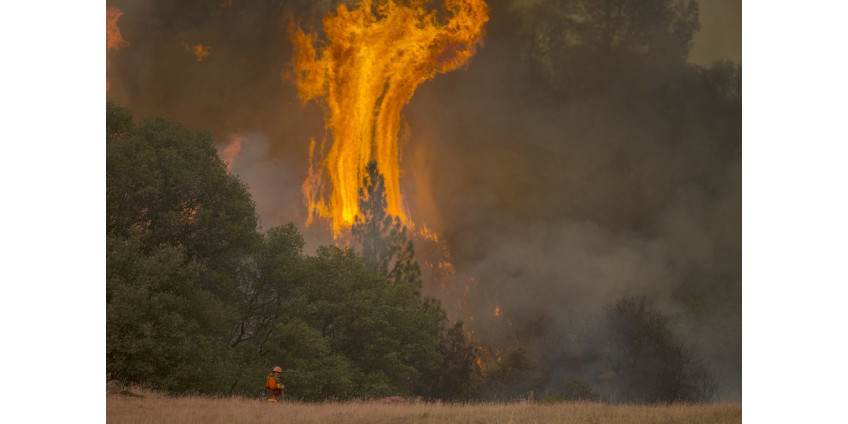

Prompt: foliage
[
  {"left": 420, "top": 321, "right": 481, "bottom": 400},
  {"left": 482, "top": 346, "right": 543, "bottom": 400},
  {"left": 562, "top": 378, "right": 600, "bottom": 401},
  {"left": 106, "top": 101, "right": 260, "bottom": 303},
  {"left": 106, "top": 102, "right": 257, "bottom": 394},
  {"left": 603, "top": 296, "right": 717, "bottom": 403},
  {"left": 106, "top": 235, "right": 237, "bottom": 394}
]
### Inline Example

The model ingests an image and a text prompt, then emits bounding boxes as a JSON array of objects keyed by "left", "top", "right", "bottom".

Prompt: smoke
[
  {"left": 400, "top": 0, "right": 740, "bottom": 399},
  {"left": 689, "top": 0, "right": 742, "bottom": 65},
  {"left": 217, "top": 132, "right": 304, "bottom": 231},
  {"left": 106, "top": 0, "right": 741, "bottom": 400}
]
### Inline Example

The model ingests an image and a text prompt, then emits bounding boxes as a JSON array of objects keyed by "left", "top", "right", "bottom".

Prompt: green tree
[
  {"left": 106, "top": 235, "right": 237, "bottom": 394},
  {"left": 229, "top": 223, "right": 305, "bottom": 350},
  {"left": 297, "top": 245, "right": 435, "bottom": 397},
  {"left": 230, "top": 229, "right": 444, "bottom": 399},
  {"left": 106, "top": 102, "right": 257, "bottom": 394},
  {"left": 106, "top": 101, "right": 260, "bottom": 303}
]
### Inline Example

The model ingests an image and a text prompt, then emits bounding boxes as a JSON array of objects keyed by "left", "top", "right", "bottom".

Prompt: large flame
[
  {"left": 292, "top": 0, "right": 488, "bottom": 235},
  {"left": 106, "top": 7, "right": 129, "bottom": 93}
]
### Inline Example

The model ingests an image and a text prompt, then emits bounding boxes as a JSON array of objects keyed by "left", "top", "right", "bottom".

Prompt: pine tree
[{"left": 351, "top": 160, "right": 420, "bottom": 287}]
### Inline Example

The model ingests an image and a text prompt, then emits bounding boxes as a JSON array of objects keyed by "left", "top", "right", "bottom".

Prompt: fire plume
[
  {"left": 106, "top": 7, "right": 129, "bottom": 92},
  {"left": 292, "top": 0, "right": 488, "bottom": 235}
]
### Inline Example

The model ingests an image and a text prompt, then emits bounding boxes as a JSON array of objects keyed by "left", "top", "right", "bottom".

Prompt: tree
[
  {"left": 106, "top": 102, "right": 257, "bottom": 394},
  {"left": 350, "top": 160, "right": 477, "bottom": 400},
  {"left": 518, "top": 0, "right": 700, "bottom": 95},
  {"left": 420, "top": 321, "right": 480, "bottom": 400},
  {"left": 106, "top": 235, "right": 238, "bottom": 394},
  {"left": 352, "top": 160, "right": 419, "bottom": 286},
  {"left": 229, "top": 223, "right": 305, "bottom": 350},
  {"left": 482, "top": 346, "right": 543, "bottom": 400},
  {"left": 231, "top": 233, "right": 447, "bottom": 400},
  {"left": 106, "top": 101, "right": 260, "bottom": 302},
  {"left": 603, "top": 296, "right": 717, "bottom": 402},
  {"left": 296, "top": 245, "right": 443, "bottom": 398}
]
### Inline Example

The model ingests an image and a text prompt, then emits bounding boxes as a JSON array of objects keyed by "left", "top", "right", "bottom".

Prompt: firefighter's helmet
[{"left": 272, "top": 366, "right": 282, "bottom": 373}]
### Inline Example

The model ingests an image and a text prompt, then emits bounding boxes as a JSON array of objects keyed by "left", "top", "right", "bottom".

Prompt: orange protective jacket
[{"left": 265, "top": 376, "right": 283, "bottom": 401}]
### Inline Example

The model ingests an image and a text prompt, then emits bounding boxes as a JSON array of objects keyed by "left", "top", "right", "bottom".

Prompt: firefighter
[{"left": 265, "top": 366, "right": 284, "bottom": 402}]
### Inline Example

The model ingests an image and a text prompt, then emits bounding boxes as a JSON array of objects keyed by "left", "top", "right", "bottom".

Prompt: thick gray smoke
[{"left": 107, "top": 0, "right": 741, "bottom": 401}]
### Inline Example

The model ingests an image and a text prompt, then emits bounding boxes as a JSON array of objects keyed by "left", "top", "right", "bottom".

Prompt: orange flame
[
  {"left": 291, "top": 0, "right": 488, "bottom": 236},
  {"left": 106, "top": 7, "right": 129, "bottom": 92},
  {"left": 183, "top": 42, "right": 211, "bottom": 62},
  {"left": 493, "top": 303, "right": 500, "bottom": 318},
  {"left": 222, "top": 134, "right": 244, "bottom": 171}
]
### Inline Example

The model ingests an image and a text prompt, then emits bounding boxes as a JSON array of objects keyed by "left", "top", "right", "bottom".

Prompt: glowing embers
[{"left": 183, "top": 42, "right": 211, "bottom": 62}]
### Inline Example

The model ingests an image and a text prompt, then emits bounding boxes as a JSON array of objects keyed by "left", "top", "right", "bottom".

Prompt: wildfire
[
  {"left": 106, "top": 7, "right": 129, "bottom": 92},
  {"left": 183, "top": 42, "right": 211, "bottom": 62},
  {"left": 493, "top": 303, "right": 500, "bottom": 317},
  {"left": 222, "top": 134, "right": 244, "bottom": 171},
  {"left": 291, "top": 0, "right": 489, "bottom": 236}
]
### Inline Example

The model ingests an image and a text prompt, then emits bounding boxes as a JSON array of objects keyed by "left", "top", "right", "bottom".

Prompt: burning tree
[
  {"left": 352, "top": 160, "right": 419, "bottom": 287},
  {"left": 351, "top": 160, "right": 480, "bottom": 399},
  {"left": 293, "top": 0, "right": 489, "bottom": 235}
]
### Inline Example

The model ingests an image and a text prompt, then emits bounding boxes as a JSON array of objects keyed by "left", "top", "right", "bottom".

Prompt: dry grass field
[{"left": 107, "top": 388, "right": 741, "bottom": 424}]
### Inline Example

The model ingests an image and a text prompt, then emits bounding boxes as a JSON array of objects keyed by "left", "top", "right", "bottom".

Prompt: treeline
[
  {"left": 106, "top": 102, "right": 477, "bottom": 400},
  {"left": 478, "top": 296, "right": 718, "bottom": 403},
  {"left": 106, "top": 102, "right": 717, "bottom": 403}
]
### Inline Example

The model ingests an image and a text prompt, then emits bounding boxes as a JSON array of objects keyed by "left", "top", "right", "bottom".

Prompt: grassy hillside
[{"left": 107, "top": 388, "right": 741, "bottom": 424}]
